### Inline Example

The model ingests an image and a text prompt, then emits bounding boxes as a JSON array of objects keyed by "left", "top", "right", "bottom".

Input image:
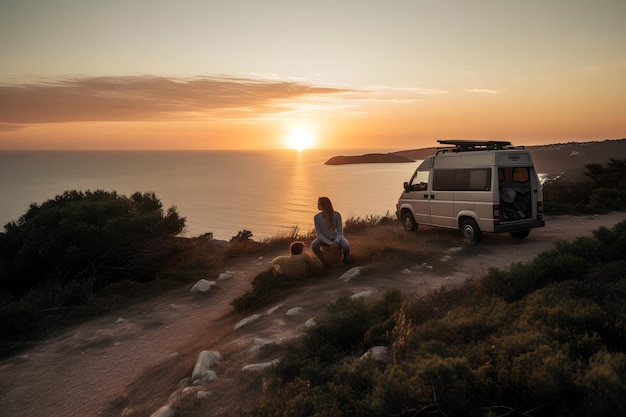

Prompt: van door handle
[
  {"left": 430, "top": 195, "right": 435, "bottom": 199},
  {"left": 423, "top": 194, "right": 429, "bottom": 199}
]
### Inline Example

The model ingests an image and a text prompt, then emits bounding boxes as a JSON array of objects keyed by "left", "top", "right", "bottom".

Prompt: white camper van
[{"left": 396, "top": 140, "right": 545, "bottom": 243}]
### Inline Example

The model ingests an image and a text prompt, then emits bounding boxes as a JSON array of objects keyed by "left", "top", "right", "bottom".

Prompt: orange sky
[{"left": 1, "top": 1, "right": 625, "bottom": 150}]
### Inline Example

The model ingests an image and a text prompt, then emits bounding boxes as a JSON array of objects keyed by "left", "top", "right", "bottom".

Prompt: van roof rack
[{"left": 436, "top": 140, "right": 518, "bottom": 153}]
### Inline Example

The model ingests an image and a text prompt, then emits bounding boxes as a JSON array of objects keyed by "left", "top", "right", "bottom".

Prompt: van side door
[
  {"left": 430, "top": 169, "right": 457, "bottom": 227},
  {"left": 405, "top": 169, "right": 431, "bottom": 224}
]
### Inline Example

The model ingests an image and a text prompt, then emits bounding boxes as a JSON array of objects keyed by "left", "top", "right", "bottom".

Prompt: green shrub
[
  {"left": 246, "top": 220, "right": 626, "bottom": 417},
  {"left": 543, "top": 158, "right": 626, "bottom": 213},
  {"left": 582, "top": 351, "right": 626, "bottom": 416},
  {"left": 371, "top": 355, "right": 471, "bottom": 416},
  {"left": 0, "top": 190, "right": 186, "bottom": 356},
  {"left": 231, "top": 270, "right": 302, "bottom": 314}
]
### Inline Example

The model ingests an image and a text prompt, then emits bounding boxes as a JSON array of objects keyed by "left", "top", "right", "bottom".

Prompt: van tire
[
  {"left": 510, "top": 229, "right": 530, "bottom": 239},
  {"left": 401, "top": 211, "right": 418, "bottom": 232},
  {"left": 461, "top": 219, "right": 482, "bottom": 243}
]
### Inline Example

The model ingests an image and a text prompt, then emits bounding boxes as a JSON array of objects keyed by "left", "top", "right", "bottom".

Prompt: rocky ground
[{"left": 1, "top": 212, "right": 625, "bottom": 417}]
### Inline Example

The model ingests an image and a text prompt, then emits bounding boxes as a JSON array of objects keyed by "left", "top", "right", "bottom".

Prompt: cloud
[
  {"left": 0, "top": 75, "right": 354, "bottom": 125},
  {"left": 464, "top": 88, "right": 498, "bottom": 94}
]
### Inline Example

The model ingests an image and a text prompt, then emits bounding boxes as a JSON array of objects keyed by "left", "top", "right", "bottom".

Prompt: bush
[
  {"left": 543, "top": 158, "right": 626, "bottom": 213},
  {"left": 0, "top": 190, "right": 186, "bottom": 356},
  {"left": 231, "top": 269, "right": 301, "bottom": 314},
  {"left": 246, "top": 220, "right": 626, "bottom": 417}
]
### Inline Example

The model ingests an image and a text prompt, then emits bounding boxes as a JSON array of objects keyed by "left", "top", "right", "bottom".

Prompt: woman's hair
[{"left": 318, "top": 197, "right": 334, "bottom": 226}]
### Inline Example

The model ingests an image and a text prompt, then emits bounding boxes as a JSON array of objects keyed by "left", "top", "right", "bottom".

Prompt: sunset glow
[
  {"left": 0, "top": 1, "right": 624, "bottom": 150},
  {"left": 286, "top": 129, "right": 316, "bottom": 151}
]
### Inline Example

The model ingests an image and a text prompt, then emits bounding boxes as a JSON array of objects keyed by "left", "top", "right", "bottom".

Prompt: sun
[{"left": 285, "top": 128, "right": 315, "bottom": 151}]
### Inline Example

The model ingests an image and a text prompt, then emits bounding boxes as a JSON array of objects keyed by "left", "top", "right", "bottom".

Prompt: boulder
[
  {"left": 190, "top": 279, "right": 216, "bottom": 294},
  {"left": 339, "top": 267, "right": 362, "bottom": 282},
  {"left": 191, "top": 351, "right": 223, "bottom": 384}
]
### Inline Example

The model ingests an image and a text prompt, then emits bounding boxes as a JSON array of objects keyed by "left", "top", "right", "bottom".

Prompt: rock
[
  {"left": 150, "top": 405, "right": 174, "bottom": 417},
  {"left": 253, "top": 337, "right": 275, "bottom": 346},
  {"left": 360, "top": 346, "right": 390, "bottom": 361},
  {"left": 242, "top": 360, "right": 279, "bottom": 372},
  {"left": 250, "top": 337, "right": 276, "bottom": 353},
  {"left": 265, "top": 304, "right": 282, "bottom": 314},
  {"left": 217, "top": 272, "right": 233, "bottom": 281},
  {"left": 235, "top": 314, "right": 262, "bottom": 329},
  {"left": 351, "top": 290, "right": 373, "bottom": 299},
  {"left": 191, "top": 351, "right": 223, "bottom": 384},
  {"left": 305, "top": 317, "right": 316, "bottom": 327},
  {"left": 197, "top": 391, "right": 212, "bottom": 400},
  {"left": 190, "top": 279, "right": 216, "bottom": 294},
  {"left": 339, "top": 267, "right": 362, "bottom": 282},
  {"left": 115, "top": 317, "right": 127, "bottom": 324},
  {"left": 286, "top": 307, "right": 304, "bottom": 316}
]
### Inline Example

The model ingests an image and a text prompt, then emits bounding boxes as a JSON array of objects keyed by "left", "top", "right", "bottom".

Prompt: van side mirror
[{"left": 404, "top": 182, "right": 410, "bottom": 192}]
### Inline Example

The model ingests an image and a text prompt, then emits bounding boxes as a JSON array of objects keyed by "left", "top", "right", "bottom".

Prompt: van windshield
[{"left": 409, "top": 170, "right": 429, "bottom": 191}]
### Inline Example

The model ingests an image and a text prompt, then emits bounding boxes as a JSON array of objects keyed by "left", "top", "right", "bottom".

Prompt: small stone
[
  {"left": 190, "top": 279, "right": 217, "bottom": 294},
  {"left": 351, "top": 290, "right": 373, "bottom": 299},
  {"left": 217, "top": 272, "right": 233, "bottom": 281},
  {"left": 235, "top": 314, "right": 262, "bottom": 329},
  {"left": 286, "top": 307, "right": 304, "bottom": 316}
]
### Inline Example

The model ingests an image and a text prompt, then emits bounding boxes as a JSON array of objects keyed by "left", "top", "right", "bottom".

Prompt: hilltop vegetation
[
  {"left": 0, "top": 190, "right": 187, "bottom": 355},
  {"left": 542, "top": 158, "right": 626, "bottom": 214},
  {"left": 241, "top": 218, "right": 626, "bottom": 417},
  {"left": 0, "top": 157, "right": 624, "bottom": 376}
]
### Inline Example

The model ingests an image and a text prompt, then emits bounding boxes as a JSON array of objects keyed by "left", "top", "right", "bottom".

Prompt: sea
[{"left": 0, "top": 149, "right": 422, "bottom": 241}]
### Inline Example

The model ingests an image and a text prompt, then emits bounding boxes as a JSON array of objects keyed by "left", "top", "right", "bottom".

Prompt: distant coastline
[
  {"left": 324, "top": 152, "right": 417, "bottom": 165},
  {"left": 325, "top": 139, "right": 626, "bottom": 178}
]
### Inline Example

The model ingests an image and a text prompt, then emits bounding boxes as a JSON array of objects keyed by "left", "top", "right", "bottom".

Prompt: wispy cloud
[
  {"left": 0, "top": 75, "right": 354, "bottom": 126},
  {"left": 464, "top": 88, "right": 498, "bottom": 94}
]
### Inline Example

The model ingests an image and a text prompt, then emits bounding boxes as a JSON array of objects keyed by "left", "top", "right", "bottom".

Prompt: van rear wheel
[
  {"left": 461, "top": 219, "right": 482, "bottom": 243},
  {"left": 401, "top": 211, "right": 418, "bottom": 232}
]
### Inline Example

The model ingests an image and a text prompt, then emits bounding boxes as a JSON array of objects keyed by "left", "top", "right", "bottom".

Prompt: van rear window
[
  {"left": 433, "top": 169, "right": 491, "bottom": 191},
  {"left": 499, "top": 167, "right": 530, "bottom": 183}
]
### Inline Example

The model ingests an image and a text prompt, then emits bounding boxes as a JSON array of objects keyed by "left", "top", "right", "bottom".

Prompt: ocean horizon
[{"left": 0, "top": 149, "right": 422, "bottom": 240}]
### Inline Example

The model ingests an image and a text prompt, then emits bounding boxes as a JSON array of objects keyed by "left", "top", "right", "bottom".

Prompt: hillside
[
  {"left": 327, "top": 139, "right": 626, "bottom": 178},
  {"left": 1, "top": 212, "right": 625, "bottom": 417}
]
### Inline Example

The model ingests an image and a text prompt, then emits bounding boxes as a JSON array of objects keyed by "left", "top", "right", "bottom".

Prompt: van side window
[
  {"left": 433, "top": 169, "right": 491, "bottom": 191},
  {"left": 409, "top": 170, "right": 429, "bottom": 191}
]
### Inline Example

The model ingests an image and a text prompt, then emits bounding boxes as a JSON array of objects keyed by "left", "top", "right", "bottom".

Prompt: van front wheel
[
  {"left": 402, "top": 211, "right": 418, "bottom": 232},
  {"left": 461, "top": 219, "right": 482, "bottom": 243}
]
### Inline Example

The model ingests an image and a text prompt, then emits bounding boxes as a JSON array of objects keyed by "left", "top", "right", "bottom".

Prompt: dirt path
[{"left": 1, "top": 212, "right": 624, "bottom": 417}]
